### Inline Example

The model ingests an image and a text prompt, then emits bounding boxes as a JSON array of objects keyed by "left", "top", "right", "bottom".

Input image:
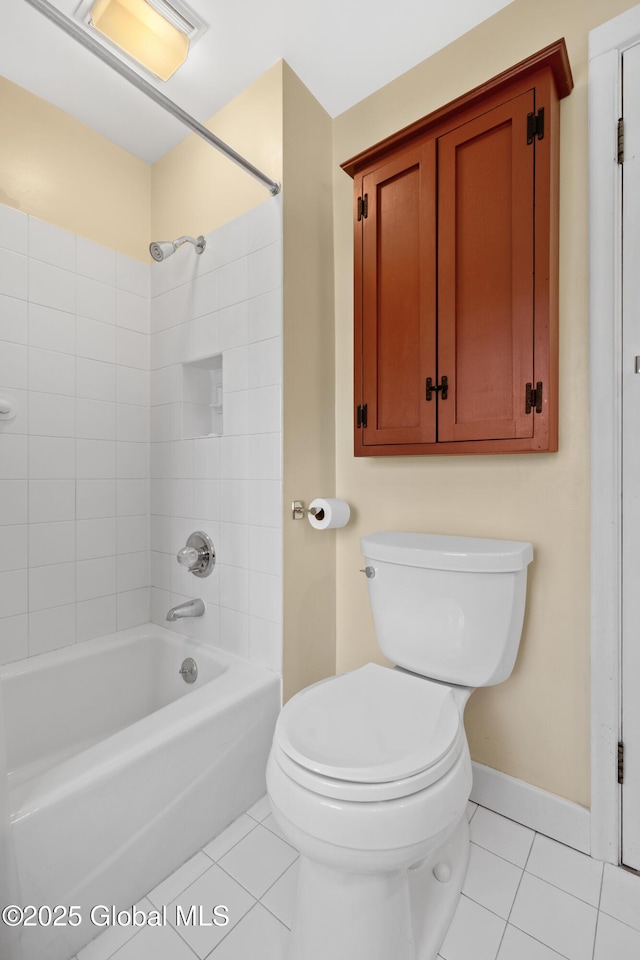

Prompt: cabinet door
[
  {"left": 437, "top": 91, "right": 535, "bottom": 442},
  {"left": 359, "top": 140, "right": 437, "bottom": 446}
]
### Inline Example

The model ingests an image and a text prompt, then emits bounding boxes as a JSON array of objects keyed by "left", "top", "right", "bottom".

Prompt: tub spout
[{"left": 166, "top": 598, "right": 205, "bottom": 621}]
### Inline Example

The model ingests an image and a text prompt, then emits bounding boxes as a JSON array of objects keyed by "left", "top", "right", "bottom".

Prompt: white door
[{"left": 621, "top": 39, "right": 640, "bottom": 871}]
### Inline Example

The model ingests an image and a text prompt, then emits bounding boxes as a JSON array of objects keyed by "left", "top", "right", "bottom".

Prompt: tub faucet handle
[
  {"left": 176, "top": 532, "right": 215, "bottom": 578},
  {"left": 177, "top": 546, "right": 200, "bottom": 568}
]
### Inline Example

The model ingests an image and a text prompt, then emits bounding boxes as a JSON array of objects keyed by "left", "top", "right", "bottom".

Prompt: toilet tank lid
[{"left": 361, "top": 532, "right": 533, "bottom": 572}]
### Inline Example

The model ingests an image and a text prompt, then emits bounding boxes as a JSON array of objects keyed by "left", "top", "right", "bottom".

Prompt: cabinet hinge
[
  {"left": 527, "top": 108, "right": 545, "bottom": 144},
  {"left": 618, "top": 117, "right": 624, "bottom": 164},
  {"left": 356, "top": 403, "right": 368, "bottom": 428},
  {"left": 357, "top": 194, "right": 369, "bottom": 221},
  {"left": 619, "top": 741, "right": 624, "bottom": 784},
  {"left": 425, "top": 376, "right": 449, "bottom": 401},
  {"left": 525, "top": 381, "right": 543, "bottom": 414}
]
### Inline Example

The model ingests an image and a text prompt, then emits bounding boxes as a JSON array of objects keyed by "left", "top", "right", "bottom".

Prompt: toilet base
[{"left": 286, "top": 815, "right": 469, "bottom": 960}]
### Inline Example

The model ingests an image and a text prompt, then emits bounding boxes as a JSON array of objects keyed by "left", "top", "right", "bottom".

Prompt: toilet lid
[{"left": 276, "top": 664, "right": 461, "bottom": 784}]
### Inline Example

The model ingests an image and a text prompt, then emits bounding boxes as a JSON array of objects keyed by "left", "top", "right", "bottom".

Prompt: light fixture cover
[{"left": 89, "top": 0, "right": 191, "bottom": 81}]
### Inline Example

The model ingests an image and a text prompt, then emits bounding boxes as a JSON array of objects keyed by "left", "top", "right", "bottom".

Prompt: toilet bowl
[{"left": 267, "top": 532, "right": 533, "bottom": 960}]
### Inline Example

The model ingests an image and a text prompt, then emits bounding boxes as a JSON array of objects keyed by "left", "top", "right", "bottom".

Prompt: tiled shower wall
[
  {"left": 149, "top": 198, "right": 283, "bottom": 675},
  {"left": 0, "top": 202, "right": 150, "bottom": 664}
]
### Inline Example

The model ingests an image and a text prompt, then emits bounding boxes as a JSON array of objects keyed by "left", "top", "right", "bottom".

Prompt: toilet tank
[{"left": 361, "top": 532, "right": 533, "bottom": 687}]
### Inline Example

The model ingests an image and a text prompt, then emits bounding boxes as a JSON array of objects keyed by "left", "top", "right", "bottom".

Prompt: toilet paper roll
[{"left": 308, "top": 498, "right": 351, "bottom": 530}]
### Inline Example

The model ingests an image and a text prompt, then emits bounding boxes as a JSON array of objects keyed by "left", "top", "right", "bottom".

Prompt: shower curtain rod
[{"left": 23, "top": 0, "right": 282, "bottom": 197}]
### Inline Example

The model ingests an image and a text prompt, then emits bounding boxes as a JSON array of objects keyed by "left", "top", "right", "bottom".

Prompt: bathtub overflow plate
[{"left": 179, "top": 657, "right": 198, "bottom": 684}]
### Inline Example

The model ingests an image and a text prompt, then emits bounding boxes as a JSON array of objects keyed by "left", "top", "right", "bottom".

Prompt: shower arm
[{"left": 23, "top": 0, "right": 281, "bottom": 197}]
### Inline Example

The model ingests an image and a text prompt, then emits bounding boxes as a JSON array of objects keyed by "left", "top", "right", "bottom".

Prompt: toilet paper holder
[{"left": 291, "top": 500, "right": 325, "bottom": 521}]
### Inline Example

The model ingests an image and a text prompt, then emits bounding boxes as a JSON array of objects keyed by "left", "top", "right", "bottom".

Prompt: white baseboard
[{"left": 471, "top": 761, "right": 592, "bottom": 855}]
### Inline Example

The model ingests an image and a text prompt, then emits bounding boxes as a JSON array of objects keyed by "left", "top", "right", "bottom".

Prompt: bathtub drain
[{"left": 179, "top": 657, "right": 198, "bottom": 683}]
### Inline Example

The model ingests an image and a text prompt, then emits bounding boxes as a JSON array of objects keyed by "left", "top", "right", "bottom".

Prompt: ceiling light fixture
[{"left": 78, "top": 0, "right": 206, "bottom": 81}]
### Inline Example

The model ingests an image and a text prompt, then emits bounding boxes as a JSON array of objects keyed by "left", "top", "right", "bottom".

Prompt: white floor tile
[
  {"left": 262, "top": 812, "right": 289, "bottom": 843},
  {"left": 467, "top": 801, "right": 478, "bottom": 821},
  {"left": 110, "top": 924, "right": 195, "bottom": 960},
  {"left": 470, "top": 807, "right": 535, "bottom": 867},
  {"left": 497, "top": 924, "right": 565, "bottom": 959},
  {"left": 261, "top": 860, "right": 299, "bottom": 929},
  {"left": 210, "top": 903, "right": 289, "bottom": 960},
  {"left": 246, "top": 793, "right": 272, "bottom": 822},
  {"left": 462, "top": 842, "right": 522, "bottom": 919},
  {"left": 77, "top": 898, "right": 154, "bottom": 960},
  {"left": 509, "top": 873, "right": 598, "bottom": 960},
  {"left": 168, "top": 863, "right": 255, "bottom": 959},
  {"left": 440, "top": 894, "right": 506, "bottom": 960},
  {"left": 219, "top": 824, "right": 298, "bottom": 899},
  {"left": 594, "top": 911, "right": 640, "bottom": 960},
  {"left": 600, "top": 863, "right": 640, "bottom": 932},
  {"left": 203, "top": 813, "right": 257, "bottom": 861},
  {"left": 526, "top": 834, "right": 603, "bottom": 906},
  {"left": 147, "top": 852, "right": 213, "bottom": 907}
]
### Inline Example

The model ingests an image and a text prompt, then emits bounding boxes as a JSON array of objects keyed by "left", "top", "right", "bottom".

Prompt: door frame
[{"left": 589, "top": 2, "right": 640, "bottom": 864}]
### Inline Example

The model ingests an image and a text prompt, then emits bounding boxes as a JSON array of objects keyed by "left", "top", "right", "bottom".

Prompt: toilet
[{"left": 267, "top": 531, "right": 533, "bottom": 960}]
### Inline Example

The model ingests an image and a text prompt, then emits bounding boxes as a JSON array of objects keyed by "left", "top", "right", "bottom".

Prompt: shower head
[{"left": 149, "top": 235, "right": 206, "bottom": 262}]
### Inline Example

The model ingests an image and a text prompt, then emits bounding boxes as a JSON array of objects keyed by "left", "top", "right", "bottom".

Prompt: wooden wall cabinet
[{"left": 342, "top": 41, "right": 573, "bottom": 456}]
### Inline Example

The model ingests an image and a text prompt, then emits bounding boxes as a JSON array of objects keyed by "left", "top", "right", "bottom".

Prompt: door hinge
[
  {"left": 357, "top": 194, "right": 369, "bottom": 221},
  {"left": 525, "top": 381, "right": 543, "bottom": 414},
  {"left": 618, "top": 741, "right": 624, "bottom": 784},
  {"left": 527, "top": 108, "right": 545, "bottom": 145},
  {"left": 425, "top": 376, "right": 448, "bottom": 401},
  {"left": 618, "top": 117, "right": 624, "bottom": 164},
  {"left": 356, "top": 403, "right": 368, "bottom": 428}
]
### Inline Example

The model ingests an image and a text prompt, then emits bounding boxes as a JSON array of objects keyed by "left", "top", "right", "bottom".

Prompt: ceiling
[{"left": 2, "top": 0, "right": 516, "bottom": 164}]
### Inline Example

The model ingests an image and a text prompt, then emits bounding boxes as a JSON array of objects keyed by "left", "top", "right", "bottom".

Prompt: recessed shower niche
[{"left": 181, "top": 355, "right": 223, "bottom": 438}]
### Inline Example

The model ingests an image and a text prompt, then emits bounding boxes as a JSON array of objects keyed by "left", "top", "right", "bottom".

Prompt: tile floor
[{"left": 74, "top": 798, "right": 640, "bottom": 960}]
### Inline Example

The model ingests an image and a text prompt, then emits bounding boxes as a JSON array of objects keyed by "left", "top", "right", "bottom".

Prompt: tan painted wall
[
  {"left": 333, "top": 0, "right": 638, "bottom": 808},
  {"left": 0, "top": 76, "right": 150, "bottom": 261},
  {"left": 281, "top": 64, "right": 336, "bottom": 702},
  {"left": 151, "top": 63, "right": 283, "bottom": 243}
]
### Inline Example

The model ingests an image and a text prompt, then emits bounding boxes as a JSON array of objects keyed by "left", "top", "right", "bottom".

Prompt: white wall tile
[
  {"left": 76, "top": 594, "right": 117, "bottom": 643},
  {"left": 0, "top": 248, "right": 28, "bottom": 301},
  {"left": 248, "top": 526, "right": 282, "bottom": 576},
  {"left": 151, "top": 366, "right": 181, "bottom": 406},
  {"left": 77, "top": 556, "right": 117, "bottom": 602},
  {"left": 29, "top": 480, "right": 75, "bottom": 523},
  {"left": 116, "top": 253, "right": 149, "bottom": 298},
  {"left": 220, "top": 564, "right": 249, "bottom": 613},
  {"left": 248, "top": 385, "right": 281, "bottom": 434},
  {"left": 248, "top": 337, "right": 282, "bottom": 388},
  {"left": 117, "top": 479, "right": 149, "bottom": 516},
  {"left": 248, "top": 616, "right": 281, "bottom": 674},
  {"left": 151, "top": 283, "right": 192, "bottom": 332},
  {"left": 117, "top": 587, "right": 149, "bottom": 630},
  {"left": 29, "top": 392, "right": 75, "bottom": 437},
  {"left": 76, "top": 316, "right": 117, "bottom": 363},
  {"left": 117, "top": 366, "right": 149, "bottom": 406},
  {"left": 29, "top": 218, "right": 75, "bottom": 271},
  {"left": 117, "top": 551, "right": 149, "bottom": 592},
  {"left": 0, "top": 481, "right": 28, "bottom": 525},
  {"left": 76, "top": 358, "right": 116, "bottom": 401},
  {"left": 0, "top": 570, "right": 27, "bottom": 618},
  {"left": 76, "top": 236, "right": 116, "bottom": 286},
  {"left": 151, "top": 325, "right": 190, "bottom": 369},
  {"left": 117, "top": 442, "right": 148, "bottom": 479},
  {"left": 0, "top": 525, "right": 27, "bottom": 573},
  {"left": 29, "top": 437, "right": 75, "bottom": 479},
  {"left": 76, "top": 276, "right": 116, "bottom": 325},
  {"left": 219, "top": 522, "right": 249, "bottom": 570},
  {"left": 116, "top": 403, "right": 148, "bottom": 442},
  {"left": 76, "top": 439, "right": 116, "bottom": 479},
  {"left": 248, "top": 287, "right": 282, "bottom": 343},
  {"left": 29, "top": 603, "right": 76, "bottom": 656},
  {"left": 248, "top": 480, "right": 282, "bottom": 527},
  {"left": 76, "top": 479, "right": 116, "bottom": 519},
  {"left": 117, "top": 327, "right": 148, "bottom": 369},
  {"left": 29, "top": 521, "right": 75, "bottom": 567},
  {"left": 219, "top": 258, "right": 249, "bottom": 308},
  {"left": 218, "top": 606, "right": 249, "bottom": 659},
  {"left": 224, "top": 346, "right": 249, "bottom": 392},
  {"left": 249, "top": 571, "right": 282, "bottom": 623},
  {"left": 191, "top": 312, "right": 220, "bottom": 358},
  {"left": 0, "top": 294, "right": 28, "bottom": 344},
  {"left": 29, "top": 303, "right": 75, "bottom": 354},
  {"left": 220, "top": 435, "right": 249, "bottom": 479},
  {"left": 193, "top": 437, "right": 219, "bottom": 478},
  {"left": 29, "top": 347, "right": 75, "bottom": 396},
  {"left": 192, "top": 270, "right": 220, "bottom": 319},
  {"left": 0, "top": 613, "right": 28, "bottom": 665},
  {"left": 0, "top": 204, "right": 28, "bottom": 255},
  {"left": 76, "top": 399, "right": 116, "bottom": 440},
  {"left": 0, "top": 435, "right": 28, "bottom": 479},
  {"left": 0, "top": 388, "right": 28, "bottom": 436},
  {"left": 0, "top": 342, "right": 27, "bottom": 388},
  {"left": 193, "top": 478, "right": 218, "bottom": 520},
  {"left": 117, "top": 289, "right": 149, "bottom": 333},
  {"left": 224, "top": 390, "right": 249, "bottom": 436},
  {"left": 150, "top": 403, "right": 181, "bottom": 442},
  {"left": 220, "top": 301, "right": 249, "bottom": 350},
  {"left": 76, "top": 518, "right": 117, "bottom": 560},
  {"left": 29, "top": 260, "right": 74, "bottom": 312},
  {"left": 248, "top": 241, "right": 282, "bottom": 298},
  {"left": 117, "top": 515, "right": 149, "bottom": 555},
  {"left": 29, "top": 562, "right": 75, "bottom": 611},
  {"left": 248, "top": 433, "right": 281, "bottom": 480}
]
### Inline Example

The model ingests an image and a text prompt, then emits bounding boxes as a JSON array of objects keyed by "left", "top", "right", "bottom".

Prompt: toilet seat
[{"left": 273, "top": 663, "right": 465, "bottom": 802}]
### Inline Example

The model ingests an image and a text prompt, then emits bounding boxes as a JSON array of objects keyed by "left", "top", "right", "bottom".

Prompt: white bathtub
[{"left": 0, "top": 624, "right": 280, "bottom": 960}]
